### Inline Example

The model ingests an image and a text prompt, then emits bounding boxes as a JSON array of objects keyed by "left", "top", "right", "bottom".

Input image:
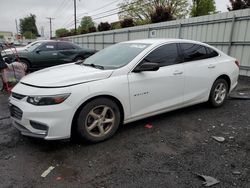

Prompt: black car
[{"left": 4, "top": 40, "right": 96, "bottom": 71}]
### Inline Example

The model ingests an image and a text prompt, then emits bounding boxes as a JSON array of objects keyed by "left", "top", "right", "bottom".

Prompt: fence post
[
  {"left": 227, "top": 14, "right": 236, "bottom": 55},
  {"left": 94, "top": 34, "right": 96, "bottom": 50},
  {"left": 127, "top": 30, "right": 130, "bottom": 41},
  {"left": 102, "top": 33, "right": 105, "bottom": 49},
  {"left": 147, "top": 28, "right": 150, "bottom": 38},
  {"left": 178, "top": 23, "right": 182, "bottom": 39},
  {"left": 87, "top": 36, "right": 89, "bottom": 48},
  {"left": 113, "top": 32, "right": 115, "bottom": 44}
]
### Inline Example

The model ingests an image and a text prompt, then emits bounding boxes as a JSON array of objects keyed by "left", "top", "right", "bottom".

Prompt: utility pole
[
  {"left": 46, "top": 17, "right": 55, "bottom": 39},
  {"left": 15, "top": 19, "right": 19, "bottom": 35},
  {"left": 74, "top": 0, "right": 77, "bottom": 32}
]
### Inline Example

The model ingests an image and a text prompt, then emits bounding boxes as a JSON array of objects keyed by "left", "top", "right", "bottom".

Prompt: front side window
[
  {"left": 143, "top": 43, "right": 179, "bottom": 67},
  {"left": 38, "top": 42, "right": 57, "bottom": 52}
]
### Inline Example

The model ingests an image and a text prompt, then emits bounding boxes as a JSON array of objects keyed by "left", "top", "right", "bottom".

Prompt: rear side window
[
  {"left": 58, "top": 42, "right": 76, "bottom": 50},
  {"left": 180, "top": 43, "right": 218, "bottom": 62},
  {"left": 144, "top": 43, "right": 179, "bottom": 67}
]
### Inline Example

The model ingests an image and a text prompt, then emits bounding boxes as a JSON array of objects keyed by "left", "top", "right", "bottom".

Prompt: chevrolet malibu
[{"left": 9, "top": 39, "right": 239, "bottom": 142}]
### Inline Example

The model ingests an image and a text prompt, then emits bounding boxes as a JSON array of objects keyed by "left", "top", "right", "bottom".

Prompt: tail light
[{"left": 235, "top": 60, "right": 240, "bottom": 68}]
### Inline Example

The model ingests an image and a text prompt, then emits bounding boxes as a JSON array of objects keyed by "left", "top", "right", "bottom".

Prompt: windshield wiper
[{"left": 83, "top": 63, "right": 104, "bottom": 70}]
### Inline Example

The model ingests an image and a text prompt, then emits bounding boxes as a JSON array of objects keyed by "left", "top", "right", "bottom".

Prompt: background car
[{"left": 2, "top": 40, "right": 96, "bottom": 71}]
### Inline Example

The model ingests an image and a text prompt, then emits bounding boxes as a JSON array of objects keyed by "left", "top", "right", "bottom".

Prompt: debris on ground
[
  {"left": 41, "top": 166, "right": 55, "bottom": 178},
  {"left": 211, "top": 136, "right": 225, "bottom": 143},
  {"left": 56, "top": 176, "right": 62, "bottom": 181},
  {"left": 144, "top": 124, "right": 153, "bottom": 129},
  {"left": 196, "top": 174, "right": 220, "bottom": 187},
  {"left": 232, "top": 171, "right": 241, "bottom": 175}
]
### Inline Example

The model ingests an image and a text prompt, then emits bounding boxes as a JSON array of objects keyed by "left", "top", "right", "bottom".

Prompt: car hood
[{"left": 21, "top": 63, "right": 114, "bottom": 88}]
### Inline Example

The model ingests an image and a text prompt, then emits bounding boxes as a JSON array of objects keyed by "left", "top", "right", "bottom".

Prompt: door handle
[
  {"left": 52, "top": 53, "right": 58, "bottom": 56},
  {"left": 208, "top": 64, "right": 216, "bottom": 68},
  {"left": 173, "top": 71, "right": 183, "bottom": 75}
]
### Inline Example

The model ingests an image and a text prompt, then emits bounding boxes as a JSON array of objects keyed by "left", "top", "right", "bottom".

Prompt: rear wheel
[
  {"left": 76, "top": 98, "right": 121, "bottom": 142},
  {"left": 209, "top": 78, "right": 229, "bottom": 107}
]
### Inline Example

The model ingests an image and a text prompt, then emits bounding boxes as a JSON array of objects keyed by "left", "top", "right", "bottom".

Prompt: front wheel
[
  {"left": 76, "top": 98, "right": 121, "bottom": 143},
  {"left": 209, "top": 78, "right": 229, "bottom": 107}
]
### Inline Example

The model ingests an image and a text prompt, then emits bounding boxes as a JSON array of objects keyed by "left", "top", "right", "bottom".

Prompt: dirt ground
[{"left": 0, "top": 77, "right": 249, "bottom": 188}]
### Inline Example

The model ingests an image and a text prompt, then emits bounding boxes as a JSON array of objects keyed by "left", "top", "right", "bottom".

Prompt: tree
[
  {"left": 190, "top": 0, "right": 217, "bottom": 17},
  {"left": 19, "top": 14, "right": 39, "bottom": 39},
  {"left": 98, "top": 22, "right": 111, "bottom": 31},
  {"left": 55, "top": 28, "right": 69, "bottom": 37},
  {"left": 228, "top": 0, "right": 250, "bottom": 10},
  {"left": 79, "top": 16, "right": 95, "bottom": 31},
  {"left": 150, "top": 5, "right": 173, "bottom": 23},
  {"left": 119, "top": 0, "right": 189, "bottom": 24},
  {"left": 120, "top": 18, "right": 135, "bottom": 28}
]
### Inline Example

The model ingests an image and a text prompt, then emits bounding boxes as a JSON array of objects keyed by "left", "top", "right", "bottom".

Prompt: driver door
[
  {"left": 33, "top": 42, "right": 59, "bottom": 68},
  {"left": 128, "top": 43, "right": 185, "bottom": 119}
]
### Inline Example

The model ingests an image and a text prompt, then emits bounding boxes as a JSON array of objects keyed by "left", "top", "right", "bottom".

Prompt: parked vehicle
[
  {"left": 9, "top": 39, "right": 239, "bottom": 142},
  {"left": 2, "top": 40, "right": 96, "bottom": 71}
]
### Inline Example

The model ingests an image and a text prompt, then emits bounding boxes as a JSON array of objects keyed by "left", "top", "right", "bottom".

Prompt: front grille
[
  {"left": 10, "top": 105, "right": 23, "bottom": 120},
  {"left": 12, "top": 92, "right": 26, "bottom": 100}
]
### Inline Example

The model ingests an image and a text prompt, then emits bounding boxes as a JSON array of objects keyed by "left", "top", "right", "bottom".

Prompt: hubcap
[
  {"left": 85, "top": 105, "right": 115, "bottom": 137},
  {"left": 214, "top": 83, "right": 227, "bottom": 104}
]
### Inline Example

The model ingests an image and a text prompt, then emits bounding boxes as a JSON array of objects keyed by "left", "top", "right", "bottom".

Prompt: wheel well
[
  {"left": 71, "top": 95, "right": 125, "bottom": 137},
  {"left": 216, "top": 74, "right": 231, "bottom": 92},
  {"left": 19, "top": 58, "right": 31, "bottom": 65}
]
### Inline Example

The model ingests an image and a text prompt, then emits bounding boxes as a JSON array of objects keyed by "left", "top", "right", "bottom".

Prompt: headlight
[{"left": 27, "top": 93, "right": 70, "bottom": 106}]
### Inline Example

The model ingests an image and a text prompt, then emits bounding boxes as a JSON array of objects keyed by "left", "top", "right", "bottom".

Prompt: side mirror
[
  {"left": 133, "top": 62, "right": 160, "bottom": 73},
  {"left": 35, "top": 50, "right": 41, "bottom": 54}
]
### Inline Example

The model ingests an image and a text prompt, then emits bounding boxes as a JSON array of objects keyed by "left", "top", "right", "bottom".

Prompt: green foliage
[
  {"left": 228, "top": 0, "right": 250, "bottom": 11},
  {"left": 98, "top": 22, "right": 111, "bottom": 31},
  {"left": 150, "top": 5, "right": 173, "bottom": 23},
  {"left": 19, "top": 14, "right": 39, "bottom": 38},
  {"left": 79, "top": 16, "right": 95, "bottom": 31},
  {"left": 23, "top": 31, "right": 36, "bottom": 39},
  {"left": 111, "top": 22, "right": 121, "bottom": 29},
  {"left": 190, "top": 0, "right": 217, "bottom": 17},
  {"left": 55, "top": 28, "right": 69, "bottom": 37},
  {"left": 0, "top": 35, "right": 3, "bottom": 39},
  {"left": 119, "top": 0, "right": 189, "bottom": 24}
]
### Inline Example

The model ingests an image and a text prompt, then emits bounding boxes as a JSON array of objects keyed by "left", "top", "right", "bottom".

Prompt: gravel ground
[{"left": 0, "top": 77, "right": 249, "bottom": 188}]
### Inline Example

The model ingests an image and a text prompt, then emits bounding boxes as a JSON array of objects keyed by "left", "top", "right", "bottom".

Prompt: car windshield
[
  {"left": 27, "top": 42, "right": 43, "bottom": 51},
  {"left": 82, "top": 43, "right": 150, "bottom": 69}
]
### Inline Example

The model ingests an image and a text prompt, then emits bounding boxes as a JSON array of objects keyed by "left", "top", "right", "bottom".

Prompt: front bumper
[{"left": 9, "top": 96, "right": 74, "bottom": 140}]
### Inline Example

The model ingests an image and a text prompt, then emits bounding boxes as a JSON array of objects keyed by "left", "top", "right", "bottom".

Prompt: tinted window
[
  {"left": 206, "top": 47, "right": 219, "bottom": 58},
  {"left": 58, "top": 42, "right": 76, "bottom": 50},
  {"left": 180, "top": 43, "right": 207, "bottom": 62},
  {"left": 144, "top": 43, "right": 179, "bottom": 67},
  {"left": 181, "top": 43, "right": 219, "bottom": 62},
  {"left": 39, "top": 42, "right": 57, "bottom": 51}
]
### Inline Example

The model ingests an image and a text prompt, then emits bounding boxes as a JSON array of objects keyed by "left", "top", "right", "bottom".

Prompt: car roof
[{"left": 123, "top": 38, "right": 206, "bottom": 45}]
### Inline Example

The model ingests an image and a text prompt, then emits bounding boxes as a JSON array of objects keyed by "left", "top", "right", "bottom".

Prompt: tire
[
  {"left": 74, "top": 56, "right": 85, "bottom": 62},
  {"left": 209, "top": 78, "right": 229, "bottom": 107},
  {"left": 20, "top": 59, "right": 30, "bottom": 73},
  {"left": 76, "top": 98, "right": 121, "bottom": 143}
]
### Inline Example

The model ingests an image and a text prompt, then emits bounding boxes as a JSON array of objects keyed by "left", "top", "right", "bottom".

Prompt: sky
[{"left": 0, "top": 0, "right": 230, "bottom": 38}]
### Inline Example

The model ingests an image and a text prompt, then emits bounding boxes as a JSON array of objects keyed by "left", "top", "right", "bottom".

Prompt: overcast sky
[{"left": 0, "top": 0, "right": 230, "bottom": 38}]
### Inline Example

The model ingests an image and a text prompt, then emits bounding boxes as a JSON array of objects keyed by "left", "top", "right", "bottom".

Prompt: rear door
[
  {"left": 57, "top": 42, "right": 79, "bottom": 64},
  {"left": 180, "top": 43, "right": 219, "bottom": 104},
  {"left": 128, "top": 43, "right": 185, "bottom": 118},
  {"left": 33, "top": 42, "right": 59, "bottom": 68}
]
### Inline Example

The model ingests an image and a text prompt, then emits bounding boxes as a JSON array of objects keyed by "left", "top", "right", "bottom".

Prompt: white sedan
[{"left": 9, "top": 39, "right": 239, "bottom": 142}]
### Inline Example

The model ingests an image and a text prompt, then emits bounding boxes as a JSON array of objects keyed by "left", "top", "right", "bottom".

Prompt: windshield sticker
[{"left": 130, "top": 44, "right": 147, "bottom": 49}]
